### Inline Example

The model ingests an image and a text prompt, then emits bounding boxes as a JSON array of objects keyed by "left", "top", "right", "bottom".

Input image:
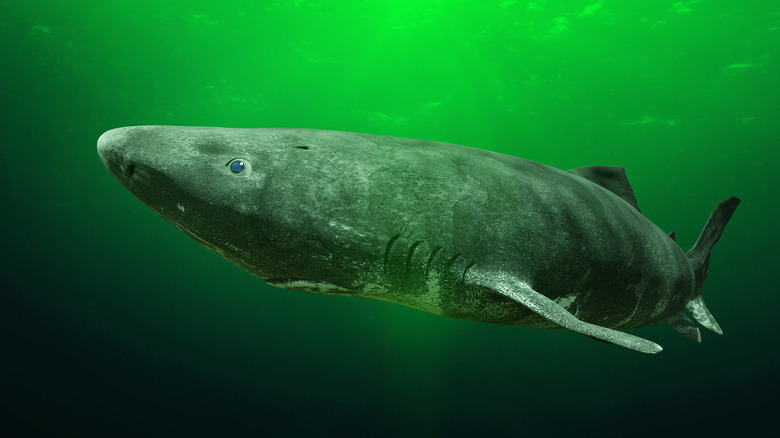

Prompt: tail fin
[{"left": 685, "top": 197, "right": 741, "bottom": 335}]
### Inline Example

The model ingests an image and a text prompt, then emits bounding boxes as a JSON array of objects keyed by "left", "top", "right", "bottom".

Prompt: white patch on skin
[
  {"left": 177, "top": 203, "right": 186, "bottom": 212},
  {"left": 556, "top": 293, "right": 577, "bottom": 309},
  {"left": 328, "top": 220, "right": 366, "bottom": 237},
  {"left": 269, "top": 280, "right": 353, "bottom": 294}
]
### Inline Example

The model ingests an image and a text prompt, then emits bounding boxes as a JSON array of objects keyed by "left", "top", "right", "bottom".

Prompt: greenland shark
[{"left": 97, "top": 126, "right": 740, "bottom": 354}]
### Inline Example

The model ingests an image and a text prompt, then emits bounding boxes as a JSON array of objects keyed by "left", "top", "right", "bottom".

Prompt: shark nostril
[{"left": 123, "top": 164, "right": 136, "bottom": 179}]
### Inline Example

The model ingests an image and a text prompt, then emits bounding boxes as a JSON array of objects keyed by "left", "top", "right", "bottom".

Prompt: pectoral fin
[
  {"left": 485, "top": 275, "right": 663, "bottom": 354},
  {"left": 665, "top": 310, "right": 701, "bottom": 342}
]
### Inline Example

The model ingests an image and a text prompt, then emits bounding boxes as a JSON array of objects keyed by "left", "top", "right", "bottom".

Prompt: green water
[{"left": 1, "top": 1, "right": 777, "bottom": 436}]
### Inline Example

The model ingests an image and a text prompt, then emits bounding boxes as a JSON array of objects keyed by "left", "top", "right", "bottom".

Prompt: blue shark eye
[
  {"left": 227, "top": 158, "right": 252, "bottom": 176},
  {"left": 230, "top": 160, "right": 244, "bottom": 173}
]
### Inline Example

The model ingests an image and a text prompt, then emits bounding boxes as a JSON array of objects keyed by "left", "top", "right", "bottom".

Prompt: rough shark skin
[{"left": 98, "top": 126, "right": 740, "bottom": 353}]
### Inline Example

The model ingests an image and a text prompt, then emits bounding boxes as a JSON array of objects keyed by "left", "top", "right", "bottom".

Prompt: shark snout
[
  {"left": 97, "top": 127, "right": 128, "bottom": 164},
  {"left": 98, "top": 127, "right": 138, "bottom": 183}
]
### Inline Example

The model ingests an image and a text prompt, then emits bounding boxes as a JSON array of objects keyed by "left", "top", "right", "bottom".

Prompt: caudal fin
[{"left": 685, "top": 197, "right": 741, "bottom": 335}]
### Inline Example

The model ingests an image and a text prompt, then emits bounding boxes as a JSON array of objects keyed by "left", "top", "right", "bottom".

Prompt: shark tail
[{"left": 683, "top": 196, "right": 741, "bottom": 335}]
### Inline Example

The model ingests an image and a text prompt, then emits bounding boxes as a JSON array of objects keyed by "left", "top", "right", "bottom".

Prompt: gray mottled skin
[{"left": 98, "top": 126, "right": 740, "bottom": 353}]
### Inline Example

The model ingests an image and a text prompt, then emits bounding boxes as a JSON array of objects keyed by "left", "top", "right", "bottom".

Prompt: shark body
[{"left": 98, "top": 126, "right": 740, "bottom": 353}]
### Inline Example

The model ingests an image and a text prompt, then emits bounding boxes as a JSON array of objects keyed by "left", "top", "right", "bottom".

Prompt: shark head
[{"left": 97, "top": 125, "right": 352, "bottom": 280}]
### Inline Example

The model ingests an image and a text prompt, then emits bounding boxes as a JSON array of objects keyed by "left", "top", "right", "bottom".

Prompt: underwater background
[{"left": 1, "top": 1, "right": 778, "bottom": 436}]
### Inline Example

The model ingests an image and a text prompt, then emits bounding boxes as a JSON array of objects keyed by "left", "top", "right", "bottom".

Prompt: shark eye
[{"left": 227, "top": 158, "right": 252, "bottom": 177}]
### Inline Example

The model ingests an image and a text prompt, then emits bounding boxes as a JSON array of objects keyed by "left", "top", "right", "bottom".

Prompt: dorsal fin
[{"left": 568, "top": 166, "right": 641, "bottom": 212}]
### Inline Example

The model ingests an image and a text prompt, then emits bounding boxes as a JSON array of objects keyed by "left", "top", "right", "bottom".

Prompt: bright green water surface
[{"left": 1, "top": 1, "right": 778, "bottom": 436}]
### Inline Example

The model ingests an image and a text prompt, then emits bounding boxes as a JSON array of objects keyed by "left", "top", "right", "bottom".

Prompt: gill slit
[
  {"left": 445, "top": 254, "right": 461, "bottom": 271},
  {"left": 405, "top": 241, "right": 423, "bottom": 279},
  {"left": 425, "top": 246, "right": 443, "bottom": 276},
  {"left": 461, "top": 261, "right": 476, "bottom": 291},
  {"left": 384, "top": 234, "right": 401, "bottom": 271}
]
